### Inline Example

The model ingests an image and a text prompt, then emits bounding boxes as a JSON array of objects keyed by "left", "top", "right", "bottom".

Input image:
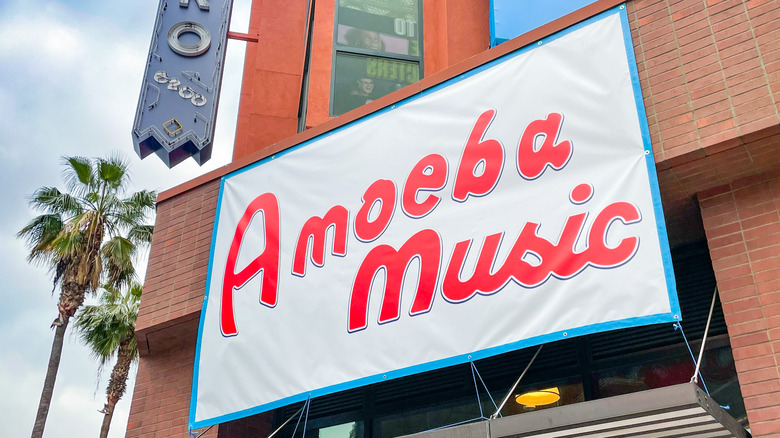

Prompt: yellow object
[
  {"left": 164, "top": 118, "right": 183, "bottom": 136},
  {"left": 515, "top": 387, "right": 560, "bottom": 407}
]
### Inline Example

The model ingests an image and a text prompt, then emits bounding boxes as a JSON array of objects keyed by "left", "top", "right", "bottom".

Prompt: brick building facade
[{"left": 127, "top": 0, "right": 780, "bottom": 436}]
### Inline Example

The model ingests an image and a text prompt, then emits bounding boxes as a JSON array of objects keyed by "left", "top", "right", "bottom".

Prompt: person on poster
[{"left": 345, "top": 28, "right": 386, "bottom": 51}]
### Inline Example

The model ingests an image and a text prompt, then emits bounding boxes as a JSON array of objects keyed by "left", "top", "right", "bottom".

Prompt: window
[
  {"left": 332, "top": 0, "right": 422, "bottom": 116},
  {"left": 319, "top": 421, "right": 364, "bottom": 438}
]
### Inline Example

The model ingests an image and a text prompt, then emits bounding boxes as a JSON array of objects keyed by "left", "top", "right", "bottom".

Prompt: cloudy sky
[{"left": 0, "top": 0, "right": 251, "bottom": 436}]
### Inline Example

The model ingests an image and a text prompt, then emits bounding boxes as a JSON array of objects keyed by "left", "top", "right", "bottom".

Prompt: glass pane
[
  {"left": 699, "top": 347, "right": 748, "bottom": 427},
  {"left": 319, "top": 421, "right": 364, "bottom": 438},
  {"left": 337, "top": 0, "right": 420, "bottom": 56},
  {"left": 375, "top": 398, "right": 486, "bottom": 438},
  {"left": 595, "top": 347, "right": 747, "bottom": 426},
  {"left": 332, "top": 53, "right": 419, "bottom": 116},
  {"left": 596, "top": 358, "right": 693, "bottom": 399}
]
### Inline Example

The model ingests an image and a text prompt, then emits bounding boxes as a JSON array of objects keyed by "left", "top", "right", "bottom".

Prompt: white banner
[{"left": 190, "top": 7, "right": 679, "bottom": 428}]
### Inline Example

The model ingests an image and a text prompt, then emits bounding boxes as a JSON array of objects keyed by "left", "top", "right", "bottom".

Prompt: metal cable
[
  {"left": 267, "top": 403, "right": 305, "bottom": 438},
  {"left": 472, "top": 361, "right": 499, "bottom": 412},
  {"left": 291, "top": 397, "right": 311, "bottom": 438},
  {"left": 301, "top": 394, "right": 312, "bottom": 437},
  {"left": 470, "top": 362, "right": 484, "bottom": 418}
]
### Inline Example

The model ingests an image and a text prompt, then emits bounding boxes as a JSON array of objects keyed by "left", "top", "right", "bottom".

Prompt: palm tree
[
  {"left": 75, "top": 283, "right": 142, "bottom": 438},
  {"left": 17, "top": 155, "right": 155, "bottom": 438}
]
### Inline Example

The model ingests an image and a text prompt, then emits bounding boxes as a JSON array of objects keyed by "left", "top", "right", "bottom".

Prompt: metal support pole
[
  {"left": 267, "top": 405, "right": 305, "bottom": 438},
  {"left": 692, "top": 287, "right": 718, "bottom": 384},
  {"left": 490, "top": 344, "right": 544, "bottom": 419}
]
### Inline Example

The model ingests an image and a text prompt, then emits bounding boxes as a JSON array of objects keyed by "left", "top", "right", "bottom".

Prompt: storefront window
[
  {"left": 375, "top": 399, "right": 483, "bottom": 438},
  {"left": 332, "top": 0, "right": 422, "bottom": 116}
]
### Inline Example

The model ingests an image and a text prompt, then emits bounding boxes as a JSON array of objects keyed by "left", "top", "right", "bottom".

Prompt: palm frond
[
  {"left": 62, "top": 156, "right": 94, "bottom": 195},
  {"left": 97, "top": 155, "right": 129, "bottom": 190},
  {"left": 27, "top": 187, "right": 82, "bottom": 216},
  {"left": 49, "top": 224, "right": 85, "bottom": 257},
  {"left": 126, "top": 190, "right": 157, "bottom": 210},
  {"left": 112, "top": 190, "right": 156, "bottom": 232},
  {"left": 128, "top": 282, "right": 143, "bottom": 301},
  {"left": 84, "top": 191, "right": 100, "bottom": 208},
  {"left": 17, "top": 214, "right": 64, "bottom": 264},
  {"left": 74, "top": 282, "right": 142, "bottom": 367},
  {"left": 100, "top": 284, "right": 123, "bottom": 304},
  {"left": 101, "top": 236, "right": 137, "bottom": 288},
  {"left": 127, "top": 225, "right": 154, "bottom": 246}
]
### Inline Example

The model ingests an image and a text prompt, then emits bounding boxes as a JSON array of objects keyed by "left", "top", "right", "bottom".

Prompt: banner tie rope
[{"left": 673, "top": 321, "right": 710, "bottom": 396}]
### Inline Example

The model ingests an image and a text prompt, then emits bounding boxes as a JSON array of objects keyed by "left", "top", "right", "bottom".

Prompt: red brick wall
[
  {"left": 136, "top": 179, "right": 220, "bottom": 340},
  {"left": 127, "top": 318, "right": 218, "bottom": 438},
  {"left": 129, "top": 181, "right": 220, "bottom": 436},
  {"left": 699, "top": 172, "right": 780, "bottom": 437},
  {"left": 627, "top": 0, "right": 779, "bottom": 163}
]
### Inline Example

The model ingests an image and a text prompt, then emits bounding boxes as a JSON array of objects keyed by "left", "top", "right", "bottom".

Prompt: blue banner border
[{"left": 188, "top": 4, "right": 680, "bottom": 430}]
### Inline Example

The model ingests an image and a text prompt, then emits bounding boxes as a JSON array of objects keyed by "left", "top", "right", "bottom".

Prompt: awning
[{"left": 405, "top": 383, "right": 749, "bottom": 438}]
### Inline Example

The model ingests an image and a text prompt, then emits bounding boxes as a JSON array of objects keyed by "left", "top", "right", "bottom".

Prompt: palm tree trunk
[
  {"left": 99, "top": 339, "right": 133, "bottom": 438},
  {"left": 99, "top": 402, "right": 115, "bottom": 438},
  {"left": 31, "top": 317, "right": 69, "bottom": 438}
]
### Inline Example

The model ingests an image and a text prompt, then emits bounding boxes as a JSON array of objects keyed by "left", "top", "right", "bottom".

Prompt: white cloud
[
  {"left": 0, "top": 13, "right": 84, "bottom": 63},
  {"left": 0, "top": 356, "right": 44, "bottom": 437}
]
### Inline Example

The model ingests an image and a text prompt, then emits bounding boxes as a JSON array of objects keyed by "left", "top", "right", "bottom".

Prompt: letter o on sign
[{"left": 168, "top": 21, "right": 211, "bottom": 57}]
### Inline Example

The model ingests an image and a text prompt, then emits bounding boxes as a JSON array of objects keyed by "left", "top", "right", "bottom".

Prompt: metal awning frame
[{"left": 402, "top": 383, "right": 749, "bottom": 438}]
